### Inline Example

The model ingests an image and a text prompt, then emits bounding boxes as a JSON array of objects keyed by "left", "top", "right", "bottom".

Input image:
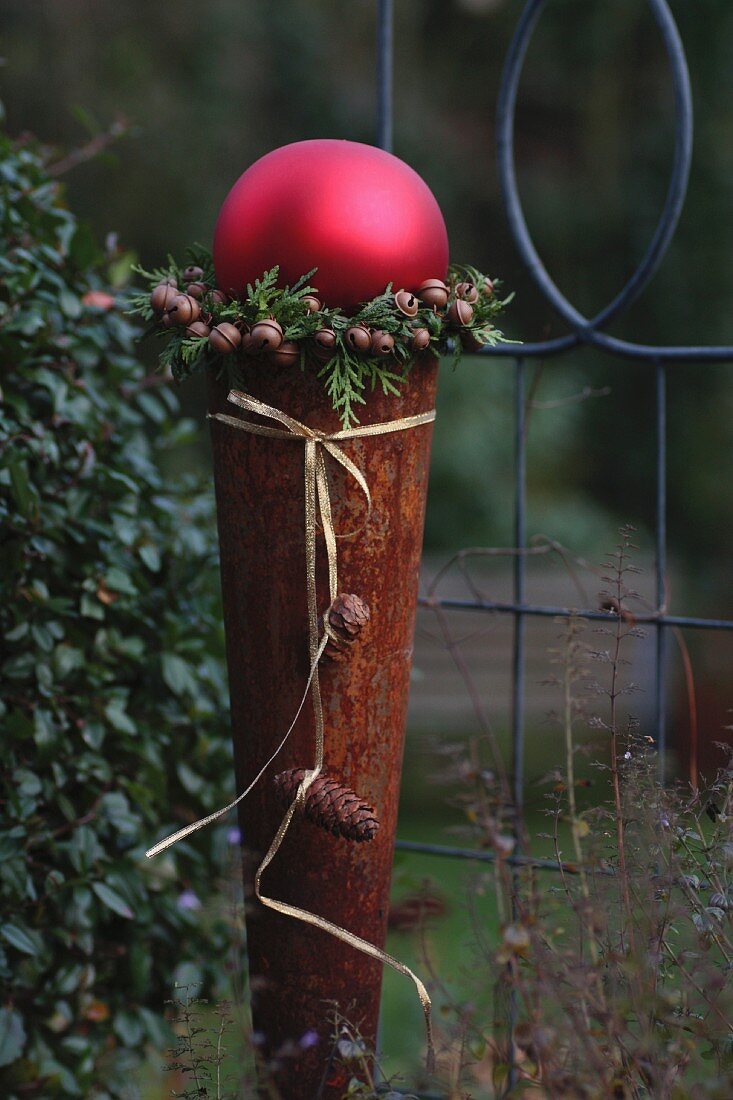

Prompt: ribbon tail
[
  {"left": 145, "top": 635, "right": 328, "bottom": 860},
  {"left": 315, "top": 449, "right": 338, "bottom": 603},
  {"left": 254, "top": 886, "right": 434, "bottom": 1070}
]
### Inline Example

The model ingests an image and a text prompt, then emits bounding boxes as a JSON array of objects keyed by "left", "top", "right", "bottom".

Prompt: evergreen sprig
[{"left": 130, "top": 247, "right": 516, "bottom": 427}]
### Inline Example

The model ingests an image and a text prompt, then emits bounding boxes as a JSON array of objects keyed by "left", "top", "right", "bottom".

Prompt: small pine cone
[
  {"left": 323, "top": 593, "right": 370, "bottom": 662},
  {"left": 274, "top": 768, "right": 380, "bottom": 842}
]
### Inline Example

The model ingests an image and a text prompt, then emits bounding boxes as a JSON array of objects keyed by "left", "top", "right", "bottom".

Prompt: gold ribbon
[{"left": 146, "top": 389, "right": 436, "bottom": 1067}]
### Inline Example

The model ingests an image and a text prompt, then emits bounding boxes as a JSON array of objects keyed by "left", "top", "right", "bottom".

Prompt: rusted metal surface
[{"left": 206, "top": 357, "right": 438, "bottom": 1099}]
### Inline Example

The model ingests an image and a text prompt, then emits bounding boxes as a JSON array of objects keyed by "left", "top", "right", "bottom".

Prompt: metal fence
[{"left": 374, "top": 0, "right": 733, "bottom": 1093}]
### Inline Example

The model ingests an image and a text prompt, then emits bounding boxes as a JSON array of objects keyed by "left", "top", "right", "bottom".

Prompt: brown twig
[{"left": 47, "top": 115, "right": 131, "bottom": 177}]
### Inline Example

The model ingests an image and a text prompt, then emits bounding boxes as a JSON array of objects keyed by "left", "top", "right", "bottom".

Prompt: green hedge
[{"left": 0, "top": 121, "right": 233, "bottom": 1096}]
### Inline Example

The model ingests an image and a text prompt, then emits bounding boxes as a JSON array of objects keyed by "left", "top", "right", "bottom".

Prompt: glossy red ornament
[{"left": 213, "top": 139, "right": 449, "bottom": 311}]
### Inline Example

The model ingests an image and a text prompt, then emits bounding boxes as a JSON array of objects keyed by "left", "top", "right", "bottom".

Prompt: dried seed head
[
  {"left": 502, "top": 923, "right": 531, "bottom": 954},
  {"left": 274, "top": 768, "right": 380, "bottom": 842},
  {"left": 323, "top": 593, "right": 371, "bottom": 661}
]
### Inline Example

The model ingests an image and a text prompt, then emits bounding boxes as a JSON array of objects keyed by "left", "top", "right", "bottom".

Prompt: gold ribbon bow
[{"left": 146, "top": 389, "right": 436, "bottom": 1066}]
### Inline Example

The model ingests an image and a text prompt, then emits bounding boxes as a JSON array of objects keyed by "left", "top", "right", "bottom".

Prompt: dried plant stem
[
  {"left": 431, "top": 602, "right": 510, "bottom": 799},
  {"left": 671, "top": 625, "right": 700, "bottom": 789},
  {"left": 415, "top": 528, "right": 733, "bottom": 1098},
  {"left": 47, "top": 115, "right": 131, "bottom": 176},
  {"left": 530, "top": 935, "right": 614, "bottom": 1082},
  {"left": 185, "top": 1006, "right": 205, "bottom": 1098},
  {"left": 660, "top": 938, "right": 733, "bottom": 1035},
  {"left": 215, "top": 1013, "right": 226, "bottom": 1100},
  {"left": 561, "top": 619, "right": 601, "bottom": 974},
  {"left": 608, "top": 589, "right": 636, "bottom": 957},
  {"left": 253, "top": 1047, "right": 283, "bottom": 1100},
  {"left": 664, "top": 836, "right": 733, "bottom": 961},
  {"left": 693, "top": 773, "right": 733, "bottom": 893}
]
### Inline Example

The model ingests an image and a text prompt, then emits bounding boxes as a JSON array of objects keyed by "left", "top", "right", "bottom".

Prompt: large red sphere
[{"left": 212, "top": 139, "right": 449, "bottom": 311}]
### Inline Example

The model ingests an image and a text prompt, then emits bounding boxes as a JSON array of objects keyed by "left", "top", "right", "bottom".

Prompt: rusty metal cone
[{"left": 206, "top": 354, "right": 438, "bottom": 1098}]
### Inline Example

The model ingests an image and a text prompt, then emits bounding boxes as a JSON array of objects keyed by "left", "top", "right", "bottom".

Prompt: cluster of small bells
[{"left": 150, "top": 268, "right": 495, "bottom": 365}]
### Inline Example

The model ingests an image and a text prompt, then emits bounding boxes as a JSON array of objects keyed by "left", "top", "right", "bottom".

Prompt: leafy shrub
[{"left": 0, "top": 120, "right": 232, "bottom": 1096}]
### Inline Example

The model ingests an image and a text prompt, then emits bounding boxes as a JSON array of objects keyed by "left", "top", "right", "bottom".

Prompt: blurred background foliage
[
  {"left": 8, "top": 0, "right": 731, "bottom": 769},
  {"left": 3, "top": 0, "right": 733, "bottom": 1092},
  {"left": 4, "top": 0, "right": 733, "bottom": 575}
]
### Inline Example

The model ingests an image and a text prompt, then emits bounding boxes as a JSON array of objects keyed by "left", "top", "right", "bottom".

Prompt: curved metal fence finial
[{"left": 482, "top": 0, "right": 733, "bottom": 364}]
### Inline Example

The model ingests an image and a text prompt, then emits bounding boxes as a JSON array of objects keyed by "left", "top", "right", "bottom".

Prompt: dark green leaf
[
  {"left": 91, "top": 882, "right": 134, "bottom": 920},
  {"left": 1, "top": 923, "right": 41, "bottom": 956},
  {"left": 0, "top": 1006, "right": 26, "bottom": 1067},
  {"left": 161, "top": 652, "right": 196, "bottom": 696}
]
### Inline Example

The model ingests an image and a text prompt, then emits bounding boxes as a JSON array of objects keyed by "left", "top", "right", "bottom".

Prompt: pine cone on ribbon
[
  {"left": 274, "top": 768, "right": 380, "bottom": 842},
  {"left": 323, "top": 593, "right": 370, "bottom": 662}
]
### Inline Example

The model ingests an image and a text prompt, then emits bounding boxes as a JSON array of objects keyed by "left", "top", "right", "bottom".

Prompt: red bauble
[{"left": 212, "top": 139, "right": 449, "bottom": 311}]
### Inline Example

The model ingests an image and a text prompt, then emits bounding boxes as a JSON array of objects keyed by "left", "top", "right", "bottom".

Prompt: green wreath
[{"left": 130, "top": 246, "right": 515, "bottom": 427}]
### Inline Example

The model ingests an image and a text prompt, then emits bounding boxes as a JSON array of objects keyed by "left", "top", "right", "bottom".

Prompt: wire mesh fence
[{"left": 374, "top": 0, "right": 733, "bottom": 1092}]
